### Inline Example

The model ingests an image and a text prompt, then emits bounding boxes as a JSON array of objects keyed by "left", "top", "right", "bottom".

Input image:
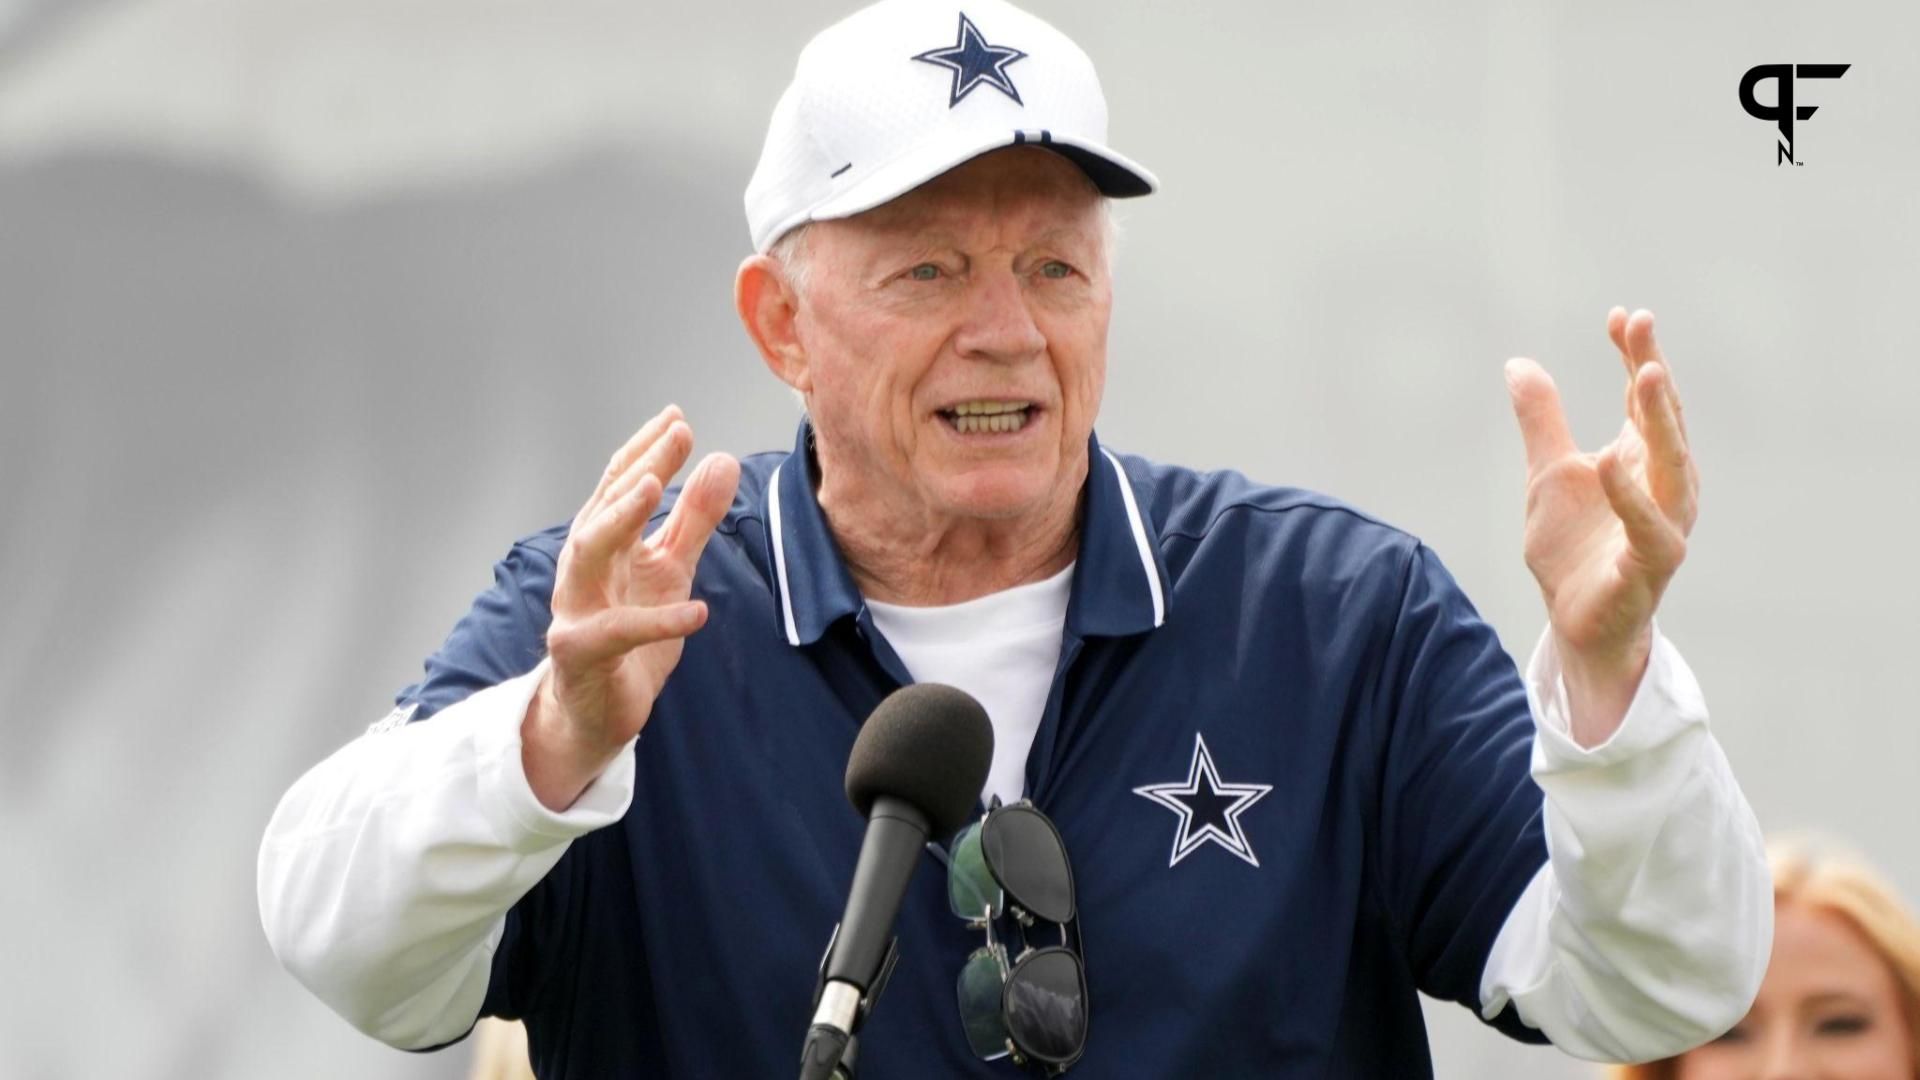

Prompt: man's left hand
[{"left": 1505, "top": 307, "right": 1700, "bottom": 747}]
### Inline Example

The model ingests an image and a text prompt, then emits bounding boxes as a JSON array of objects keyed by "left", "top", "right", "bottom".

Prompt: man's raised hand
[
  {"left": 524, "top": 405, "right": 741, "bottom": 810},
  {"left": 1504, "top": 308, "right": 1700, "bottom": 747}
]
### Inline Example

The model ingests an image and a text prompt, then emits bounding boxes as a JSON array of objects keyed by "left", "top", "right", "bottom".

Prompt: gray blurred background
[{"left": 2, "top": 1, "right": 1915, "bottom": 1077}]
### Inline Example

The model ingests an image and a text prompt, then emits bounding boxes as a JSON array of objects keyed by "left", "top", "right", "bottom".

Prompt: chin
[{"left": 932, "top": 468, "right": 1058, "bottom": 520}]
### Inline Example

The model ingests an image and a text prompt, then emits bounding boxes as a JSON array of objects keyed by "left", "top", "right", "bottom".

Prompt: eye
[
  {"left": 1039, "top": 260, "right": 1073, "bottom": 280},
  {"left": 1710, "top": 1022, "right": 1750, "bottom": 1044},
  {"left": 908, "top": 263, "right": 942, "bottom": 281},
  {"left": 1816, "top": 1015, "right": 1871, "bottom": 1036}
]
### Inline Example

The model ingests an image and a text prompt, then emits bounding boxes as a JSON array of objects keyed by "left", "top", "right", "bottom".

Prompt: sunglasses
[{"left": 942, "top": 800, "right": 1088, "bottom": 1074}]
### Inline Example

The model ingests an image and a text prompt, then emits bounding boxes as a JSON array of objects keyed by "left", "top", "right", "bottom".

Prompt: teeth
[
  {"left": 950, "top": 401, "right": 1028, "bottom": 416},
  {"left": 950, "top": 409, "right": 1031, "bottom": 434}
]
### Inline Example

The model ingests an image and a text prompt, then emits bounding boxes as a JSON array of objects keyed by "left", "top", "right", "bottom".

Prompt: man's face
[{"left": 790, "top": 147, "right": 1111, "bottom": 525}]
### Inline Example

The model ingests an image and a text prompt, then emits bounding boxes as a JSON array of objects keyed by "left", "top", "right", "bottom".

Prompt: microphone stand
[
  {"left": 798, "top": 927, "right": 900, "bottom": 1080},
  {"left": 833, "top": 1034, "right": 859, "bottom": 1080}
]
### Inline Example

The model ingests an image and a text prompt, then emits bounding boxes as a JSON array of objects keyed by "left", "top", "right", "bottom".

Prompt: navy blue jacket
[{"left": 400, "top": 420, "right": 1548, "bottom": 1077}]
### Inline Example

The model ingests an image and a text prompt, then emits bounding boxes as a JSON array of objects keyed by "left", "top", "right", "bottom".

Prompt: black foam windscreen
[{"left": 844, "top": 683, "right": 994, "bottom": 839}]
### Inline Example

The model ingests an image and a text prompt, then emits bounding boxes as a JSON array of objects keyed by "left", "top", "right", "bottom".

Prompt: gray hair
[{"left": 768, "top": 224, "right": 816, "bottom": 298}]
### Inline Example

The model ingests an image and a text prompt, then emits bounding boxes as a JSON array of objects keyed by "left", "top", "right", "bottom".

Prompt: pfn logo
[{"left": 1740, "top": 64, "right": 1850, "bottom": 165}]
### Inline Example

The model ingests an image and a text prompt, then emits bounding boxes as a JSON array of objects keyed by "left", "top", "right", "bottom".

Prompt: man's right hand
[{"left": 523, "top": 405, "right": 741, "bottom": 811}]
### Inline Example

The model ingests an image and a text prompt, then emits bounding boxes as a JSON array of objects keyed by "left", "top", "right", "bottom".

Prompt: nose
[
  {"left": 1755, "top": 1027, "right": 1811, "bottom": 1080},
  {"left": 953, "top": 267, "right": 1046, "bottom": 363}
]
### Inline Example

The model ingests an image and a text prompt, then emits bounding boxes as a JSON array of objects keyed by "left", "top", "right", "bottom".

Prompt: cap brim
[{"left": 804, "top": 130, "right": 1156, "bottom": 234}]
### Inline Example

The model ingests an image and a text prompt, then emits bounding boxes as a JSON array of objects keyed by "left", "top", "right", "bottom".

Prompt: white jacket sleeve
[
  {"left": 256, "top": 661, "right": 636, "bottom": 1050},
  {"left": 1478, "top": 628, "right": 1771, "bottom": 1062}
]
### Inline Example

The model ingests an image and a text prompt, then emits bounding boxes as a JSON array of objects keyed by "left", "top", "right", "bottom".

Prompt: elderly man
[{"left": 258, "top": 0, "right": 1769, "bottom": 1076}]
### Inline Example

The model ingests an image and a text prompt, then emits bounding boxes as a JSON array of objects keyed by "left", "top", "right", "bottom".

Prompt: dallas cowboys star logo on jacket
[
  {"left": 911, "top": 12, "right": 1028, "bottom": 107},
  {"left": 1133, "top": 733, "right": 1274, "bottom": 868}
]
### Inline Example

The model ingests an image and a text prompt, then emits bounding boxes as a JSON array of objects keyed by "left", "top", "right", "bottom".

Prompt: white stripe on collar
[
  {"left": 770, "top": 451, "right": 1164, "bottom": 643},
  {"left": 767, "top": 463, "right": 802, "bottom": 646},
  {"left": 1100, "top": 446, "right": 1166, "bottom": 627}
]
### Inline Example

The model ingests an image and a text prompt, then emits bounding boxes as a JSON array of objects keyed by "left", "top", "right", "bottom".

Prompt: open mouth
[{"left": 939, "top": 400, "right": 1036, "bottom": 435}]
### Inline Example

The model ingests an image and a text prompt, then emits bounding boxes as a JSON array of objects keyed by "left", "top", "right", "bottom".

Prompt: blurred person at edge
[
  {"left": 257, "top": 0, "right": 1771, "bottom": 1075},
  {"left": 468, "top": 1020, "right": 535, "bottom": 1080},
  {"left": 1608, "top": 839, "right": 1920, "bottom": 1080}
]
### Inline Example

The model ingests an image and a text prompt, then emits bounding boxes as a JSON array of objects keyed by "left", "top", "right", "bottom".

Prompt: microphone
[{"left": 799, "top": 684, "right": 993, "bottom": 1080}]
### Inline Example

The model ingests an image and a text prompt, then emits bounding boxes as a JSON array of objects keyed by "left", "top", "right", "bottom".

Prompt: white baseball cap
[{"left": 744, "top": 0, "right": 1158, "bottom": 253}]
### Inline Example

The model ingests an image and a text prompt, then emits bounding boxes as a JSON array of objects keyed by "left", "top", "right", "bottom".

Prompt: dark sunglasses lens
[
  {"left": 1004, "top": 948, "right": 1087, "bottom": 1065},
  {"left": 981, "top": 805, "right": 1075, "bottom": 924},
  {"left": 947, "top": 821, "right": 1004, "bottom": 921},
  {"left": 956, "top": 946, "right": 1013, "bottom": 1060}
]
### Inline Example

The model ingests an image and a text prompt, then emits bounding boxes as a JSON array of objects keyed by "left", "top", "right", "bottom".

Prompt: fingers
[
  {"left": 568, "top": 407, "right": 699, "bottom": 576},
  {"left": 581, "top": 405, "right": 683, "bottom": 522},
  {"left": 1621, "top": 309, "right": 1664, "bottom": 375},
  {"left": 1505, "top": 357, "right": 1578, "bottom": 475},
  {"left": 1607, "top": 306, "right": 1631, "bottom": 377},
  {"left": 548, "top": 600, "right": 709, "bottom": 669},
  {"left": 1634, "top": 363, "right": 1698, "bottom": 530},
  {"left": 601, "top": 420, "right": 693, "bottom": 514},
  {"left": 569, "top": 472, "right": 665, "bottom": 579},
  {"left": 1614, "top": 308, "right": 1689, "bottom": 443},
  {"left": 654, "top": 453, "right": 742, "bottom": 569},
  {"left": 1608, "top": 306, "right": 1698, "bottom": 529},
  {"left": 1597, "top": 446, "right": 1687, "bottom": 572}
]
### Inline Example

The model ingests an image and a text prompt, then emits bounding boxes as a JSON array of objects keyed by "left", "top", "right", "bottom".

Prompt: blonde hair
[{"left": 1607, "top": 835, "right": 1920, "bottom": 1080}]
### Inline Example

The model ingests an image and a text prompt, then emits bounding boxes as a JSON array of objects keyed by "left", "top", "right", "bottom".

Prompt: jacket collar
[{"left": 763, "top": 418, "right": 1168, "bottom": 646}]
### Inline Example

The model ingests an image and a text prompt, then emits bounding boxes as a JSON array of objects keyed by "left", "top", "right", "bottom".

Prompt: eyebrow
[
  {"left": 875, "top": 224, "right": 1095, "bottom": 254},
  {"left": 1801, "top": 991, "right": 1871, "bottom": 1009},
  {"left": 1032, "top": 227, "right": 1100, "bottom": 254},
  {"left": 860, "top": 235, "right": 959, "bottom": 277},
  {"left": 858, "top": 223, "right": 1099, "bottom": 277}
]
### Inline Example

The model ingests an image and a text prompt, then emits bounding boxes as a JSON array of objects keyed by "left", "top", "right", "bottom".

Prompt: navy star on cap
[
  {"left": 745, "top": 0, "right": 1159, "bottom": 253},
  {"left": 911, "top": 12, "right": 1028, "bottom": 108}
]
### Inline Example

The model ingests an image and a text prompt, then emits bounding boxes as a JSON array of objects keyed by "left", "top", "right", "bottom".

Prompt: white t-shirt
[{"left": 863, "top": 562, "right": 1074, "bottom": 809}]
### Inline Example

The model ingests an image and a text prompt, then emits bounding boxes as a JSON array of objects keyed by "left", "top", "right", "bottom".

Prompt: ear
[{"left": 735, "top": 254, "right": 812, "bottom": 396}]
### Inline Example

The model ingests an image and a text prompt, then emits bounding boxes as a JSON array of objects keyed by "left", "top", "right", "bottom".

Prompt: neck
[{"left": 818, "top": 461, "right": 1085, "bottom": 608}]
